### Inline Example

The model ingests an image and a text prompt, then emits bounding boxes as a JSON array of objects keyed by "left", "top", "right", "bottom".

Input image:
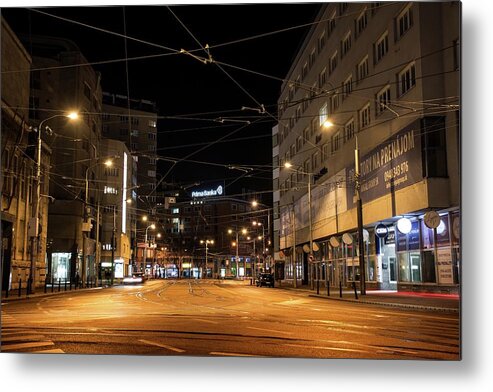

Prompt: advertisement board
[{"left": 347, "top": 120, "right": 423, "bottom": 208}]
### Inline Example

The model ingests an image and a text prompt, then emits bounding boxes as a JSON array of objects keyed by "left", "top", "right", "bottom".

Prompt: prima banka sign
[{"left": 190, "top": 182, "right": 225, "bottom": 198}]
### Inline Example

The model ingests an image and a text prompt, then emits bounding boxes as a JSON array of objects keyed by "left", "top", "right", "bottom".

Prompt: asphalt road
[{"left": 1, "top": 279, "right": 460, "bottom": 359}]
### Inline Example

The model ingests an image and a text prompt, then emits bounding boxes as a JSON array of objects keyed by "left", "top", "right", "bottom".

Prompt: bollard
[
  {"left": 317, "top": 278, "right": 320, "bottom": 295},
  {"left": 51, "top": 277, "right": 54, "bottom": 293},
  {"left": 5, "top": 285, "right": 8, "bottom": 298},
  {"left": 58, "top": 278, "right": 61, "bottom": 292},
  {"left": 64, "top": 280, "right": 67, "bottom": 291},
  {"left": 327, "top": 280, "right": 330, "bottom": 297},
  {"left": 87, "top": 276, "right": 90, "bottom": 289},
  {"left": 353, "top": 281, "right": 358, "bottom": 300},
  {"left": 44, "top": 277, "right": 48, "bottom": 294},
  {"left": 339, "top": 281, "right": 342, "bottom": 298},
  {"left": 18, "top": 279, "right": 22, "bottom": 297},
  {"left": 75, "top": 276, "right": 78, "bottom": 290}
]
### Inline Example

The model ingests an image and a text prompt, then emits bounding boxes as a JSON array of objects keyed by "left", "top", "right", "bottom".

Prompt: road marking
[
  {"left": 1, "top": 335, "right": 45, "bottom": 342},
  {"left": 247, "top": 327, "right": 293, "bottom": 335},
  {"left": 0, "top": 330, "right": 38, "bottom": 336},
  {"left": 34, "top": 349, "right": 65, "bottom": 354},
  {"left": 209, "top": 351, "right": 259, "bottom": 357},
  {"left": 282, "top": 343, "right": 369, "bottom": 354},
  {"left": 138, "top": 339, "right": 185, "bottom": 353},
  {"left": 1, "top": 341, "right": 54, "bottom": 351},
  {"left": 195, "top": 318, "right": 219, "bottom": 324}
]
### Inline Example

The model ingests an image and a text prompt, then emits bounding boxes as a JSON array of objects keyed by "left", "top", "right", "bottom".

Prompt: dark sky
[{"left": 2, "top": 3, "right": 322, "bottom": 204}]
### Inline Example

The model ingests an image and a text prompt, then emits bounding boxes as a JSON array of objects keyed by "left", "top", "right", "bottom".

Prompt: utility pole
[
  {"left": 355, "top": 136, "right": 366, "bottom": 295},
  {"left": 292, "top": 199, "right": 297, "bottom": 288},
  {"left": 111, "top": 207, "right": 116, "bottom": 286}
]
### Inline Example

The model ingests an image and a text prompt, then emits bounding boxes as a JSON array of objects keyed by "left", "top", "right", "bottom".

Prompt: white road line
[
  {"left": 1, "top": 341, "right": 54, "bottom": 351},
  {"left": 209, "top": 351, "right": 259, "bottom": 357},
  {"left": 195, "top": 318, "right": 219, "bottom": 324},
  {"left": 247, "top": 326, "right": 293, "bottom": 335},
  {"left": 138, "top": 339, "right": 185, "bottom": 353},
  {"left": 1, "top": 335, "right": 45, "bottom": 342},
  {"left": 34, "top": 349, "right": 65, "bottom": 354}
]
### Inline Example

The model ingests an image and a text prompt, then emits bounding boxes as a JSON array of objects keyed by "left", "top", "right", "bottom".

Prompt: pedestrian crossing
[{"left": 1, "top": 312, "right": 64, "bottom": 354}]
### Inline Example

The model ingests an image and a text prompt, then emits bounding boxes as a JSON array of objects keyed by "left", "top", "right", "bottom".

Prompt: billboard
[{"left": 189, "top": 181, "right": 225, "bottom": 198}]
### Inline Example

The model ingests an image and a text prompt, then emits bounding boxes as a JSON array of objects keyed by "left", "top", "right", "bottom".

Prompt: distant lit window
[{"left": 319, "top": 103, "right": 328, "bottom": 126}]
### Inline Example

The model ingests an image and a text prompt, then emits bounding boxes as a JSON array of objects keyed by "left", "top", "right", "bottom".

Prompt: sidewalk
[
  {"left": 277, "top": 283, "right": 460, "bottom": 313},
  {"left": 1, "top": 285, "right": 104, "bottom": 303}
]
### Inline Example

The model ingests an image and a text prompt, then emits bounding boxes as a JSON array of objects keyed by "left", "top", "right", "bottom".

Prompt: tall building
[
  {"left": 273, "top": 2, "right": 460, "bottom": 293},
  {"left": 1, "top": 17, "right": 51, "bottom": 293},
  {"left": 18, "top": 35, "right": 104, "bottom": 286},
  {"left": 157, "top": 182, "right": 269, "bottom": 279},
  {"left": 101, "top": 92, "right": 158, "bottom": 268}
]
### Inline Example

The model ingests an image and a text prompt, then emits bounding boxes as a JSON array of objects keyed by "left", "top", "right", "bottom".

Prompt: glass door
[{"left": 389, "top": 256, "right": 397, "bottom": 283}]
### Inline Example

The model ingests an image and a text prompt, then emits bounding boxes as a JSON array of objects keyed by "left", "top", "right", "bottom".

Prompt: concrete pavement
[{"left": 2, "top": 279, "right": 460, "bottom": 313}]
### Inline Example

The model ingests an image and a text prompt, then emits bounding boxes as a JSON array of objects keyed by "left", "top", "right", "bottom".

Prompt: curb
[
  {"left": 1, "top": 286, "right": 104, "bottom": 302},
  {"left": 307, "top": 294, "right": 459, "bottom": 313}
]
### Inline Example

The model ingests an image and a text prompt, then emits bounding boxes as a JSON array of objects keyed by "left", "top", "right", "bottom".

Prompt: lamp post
[
  {"left": 83, "top": 157, "right": 113, "bottom": 287},
  {"left": 228, "top": 228, "right": 247, "bottom": 278},
  {"left": 30, "top": 112, "right": 78, "bottom": 294},
  {"left": 354, "top": 136, "right": 366, "bottom": 295},
  {"left": 200, "top": 239, "right": 214, "bottom": 279},
  {"left": 144, "top": 223, "right": 155, "bottom": 276},
  {"left": 284, "top": 162, "right": 314, "bottom": 290}
]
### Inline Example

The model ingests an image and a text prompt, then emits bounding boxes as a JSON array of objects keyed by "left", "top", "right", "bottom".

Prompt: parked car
[
  {"left": 256, "top": 273, "right": 274, "bottom": 287},
  {"left": 123, "top": 272, "right": 146, "bottom": 285}
]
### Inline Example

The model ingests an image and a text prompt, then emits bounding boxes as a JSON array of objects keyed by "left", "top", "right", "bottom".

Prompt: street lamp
[
  {"left": 144, "top": 223, "right": 155, "bottom": 276},
  {"left": 30, "top": 111, "right": 78, "bottom": 294},
  {"left": 323, "top": 120, "right": 366, "bottom": 295},
  {"left": 200, "top": 239, "right": 214, "bottom": 278},
  {"left": 284, "top": 162, "right": 314, "bottom": 290},
  {"left": 228, "top": 228, "right": 247, "bottom": 278}
]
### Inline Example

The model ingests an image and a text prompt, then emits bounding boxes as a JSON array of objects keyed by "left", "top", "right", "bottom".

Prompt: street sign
[{"left": 375, "top": 223, "right": 389, "bottom": 238}]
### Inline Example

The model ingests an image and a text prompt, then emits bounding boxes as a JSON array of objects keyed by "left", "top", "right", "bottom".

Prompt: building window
[
  {"left": 342, "top": 75, "right": 353, "bottom": 99},
  {"left": 344, "top": 118, "right": 355, "bottom": 143},
  {"left": 319, "top": 68, "right": 327, "bottom": 89},
  {"left": 331, "top": 131, "right": 341, "bottom": 153},
  {"left": 303, "top": 94, "right": 309, "bottom": 112},
  {"left": 329, "top": 51, "right": 338, "bottom": 75},
  {"left": 339, "top": 3, "right": 349, "bottom": 15},
  {"left": 375, "top": 31, "right": 389, "bottom": 63},
  {"left": 290, "top": 144, "right": 296, "bottom": 158},
  {"left": 29, "top": 96, "right": 40, "bottom": 120},
  {"left": 357, "top": 56, "right": 369, "bottom": 82},
  {"left": 356, "top": 9, "right": 368, "bottom": 37},
  {"left": 318, "top": 30, "right": 326, "bottom": 53},
  {"left": 319, "top": 103, "right": 328, "bottom": 127},
  {"left": 398, "top": 62, "right": 416, "bottom": 96},
  {"left": 148, "top": 120, "right": 157, "bottom": 128},
  {"left": 149, "top": 157, "right": 156, "bottom": 165},
  {"left": 359, "top": 103, "right": 371, "bottom": 129},
  {"left": 453, "top": 39, "right": 460, "bottom": 70},
  {"left": 303, "top": 127, "right": 310, "bottom": 144},
  {"left": 309, "top": 48, "right": 316, "bottom": 68},
  {"left": 148, "top": 132, "right": 156, "bottom": 140},
  {"left": 397, "top": 5, "right": 413, "bottom": 39},
  {"left": 289, "top": 116, "right": 295, "bottom": 129},
  {"left": 376, "top": 85, "right": 391, "bottom": 115},
  {"left": 312, "top": 151, "right": 320, "bottom": 170},
  {"left": 330, "top": 92, "right": 340, "bottom": 113},
  {"left": 148, "top": 144, "right": 155, "bottom": 151},
  {"left": 296, "top": 106, "right": 302, "bottom": 122},
  {"left": 311, "top": 117, "right": 318, "bottom": 137},
  {"left": 328, "top": 10, "right": 337, "bottom": 35},
  {"left": 288, "top": 86, "right": 294, "bottom": 102},
  {"left": 322, "top": 143, "right": 330, "bottom": 161},
  {"left": 341, "top": 31, "right": 352, "bottom": 57},
  {"left": 303, "top": 158, "right": 311, "bottom": 175},
  {"left": 295, "top": 75, "right": 301, "bottom": 93},
  {"left": 296, "top": 136, "right": 303, "bottom": 152},
  {"left": 302, "top": 62, "right": 308, "bottom": 79},
  {"left": 422, "top": 117, "right": 448, "bottom": 178}
]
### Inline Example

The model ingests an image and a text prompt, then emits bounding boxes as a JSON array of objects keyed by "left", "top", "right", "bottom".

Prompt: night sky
[{"left": 2, "top": 3, "right": 322, "bottom": 203}]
